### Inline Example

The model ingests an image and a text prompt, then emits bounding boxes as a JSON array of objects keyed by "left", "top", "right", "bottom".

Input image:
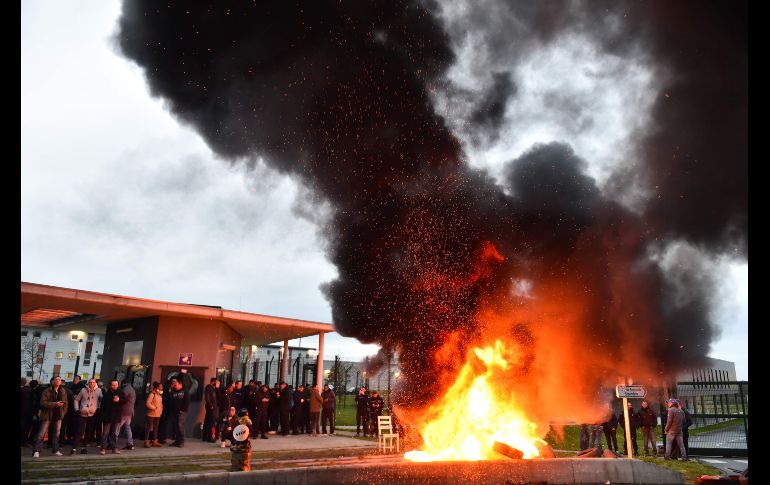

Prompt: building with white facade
[{"left": 20, "top": 327, "right": 105, "bottom": 383}]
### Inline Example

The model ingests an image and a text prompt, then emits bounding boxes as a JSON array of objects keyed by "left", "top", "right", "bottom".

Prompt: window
[
  {"left": 65, "top": 372, "right": 73, "bottom": 379},
  {"left": 33, "top": 331, "right": 41, "bottom": 338},
  {"left": 38, "top": 344, "right": 45, "bottom": 353},
  {"left": 81, "top": 373, "right": 89, "bottom": 379},
  {"left": 94, "top": 373, "right": 101, "bottom": 380},
  {"left": 52, "top": 332, "right": 59, "bottom": 340},
  {"left": 55, "top": 352, "right": 64, "bottom": 359},
  {"left": 97, "top": 354, "right": 103, "bottom": 360},
  {"left": 67, "top": 352, "right": 76, "bottom": 360},
  {"left": 83, "top": 359, "right": 90, "bottom": 366},
  {"left": 87, "top": 333, "right": 94, "bottom": 342},
  {"left": 70, "top": 334, "right": 78, "bottom": 341},
  {"left": 35, "top": 357, "right": 43, "bottom": 364},
  {"left": 26, "top": 371, "right": 33, "bottom": 377},
  {"left": 21, "top": 330, "right": 28, "bottom": 337}
]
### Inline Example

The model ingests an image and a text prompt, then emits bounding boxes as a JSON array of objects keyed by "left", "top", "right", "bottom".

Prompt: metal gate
[{"left": 670, "top": 381, "right": 748, "bottom": 457}]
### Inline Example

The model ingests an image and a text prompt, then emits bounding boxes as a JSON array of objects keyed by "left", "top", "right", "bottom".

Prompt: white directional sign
[{"left": 616, "top": 384, "right": 647, "bottom": 398}]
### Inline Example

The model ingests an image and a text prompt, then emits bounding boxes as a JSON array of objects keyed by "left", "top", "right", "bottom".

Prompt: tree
[{"left": 21, "top": 335, "right": 46, "bottom": 380}]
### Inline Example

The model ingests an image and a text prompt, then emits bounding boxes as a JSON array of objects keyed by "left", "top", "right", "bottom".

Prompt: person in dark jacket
[
  {"left": 664, "top": 399, "right": 688, "bottom": 460},
  {"left": 29, "top": 380, "right": 44, "bottom": 446},
  {"left": 601, "top": 410, "right": 619, "bottom": 452},
  {"left": 231, "top": 381, "right": 245, "bottom": 416},
  {"left": 304, "top": 384, "right": 312, "bottom": 434},
  {"left": 269, "top": 383, "right": 281, "bottom": 433},
  {"left": 203, "top": 378, "right": 220, "bottom": 442},
  {"left": 292, "top": 384, "right": 307, "bottom": 435},
  {"left": 216, "top": 382, "right": 233, "bottom": 443},
  {"left": 368, "top": 391, "right": 385, "bottom": 436},
  {"left": 59, "top": 382, "right": 75, "bottom": 447},
  {"left": 355, "top": 386, "right": 370, "bottom": 437},
  {"left": 99, "top": 380, "right": 120, "bottom": 454},
  {"left": 579, "top": 424, "right": 590, "bottom": 451},
  {"left": 278, "top": 382, "right": 292, "bottom": 436},
  {"left": 638, "top": 400, "right": 658, "bottom": 456},
  {"left": 169, "top": 379, "right": 190, "bottom": 447},
  {"left": 113, "top": 378, "right": 136, "bottom": 451},
  {"left": 617, "top": 403, "right": 639, "bottom": 456},
  {"left": 682, "top": 404, "right": 692, "bottom": 455},
  {"left": 21, "top": 378, "right": 33, "bottom": 447},
  {"left": 256, "top": 384, "right": 270, "bottom": 439},
  {"left": 32, "top": 376, "right": 69, "bottom": 458},
  {"left": 157, "top": 377, "right": 178, "bottom": 444},
  {"left": 220, "top": 406, "right": 238, "bottom": 447},
  {"left": 321, "top": 385, "right": 336, "bottom": 435}
]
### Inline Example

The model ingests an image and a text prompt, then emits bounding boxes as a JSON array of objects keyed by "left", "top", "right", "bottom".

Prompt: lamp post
[
  {"left": 251, "top": 345, "right": 258, "bottom": 382},
  {"left": 73, "top": 338, "right": 84, "bottom": 378}
]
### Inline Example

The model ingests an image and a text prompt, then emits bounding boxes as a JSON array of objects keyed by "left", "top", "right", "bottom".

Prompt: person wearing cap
[
  {"left": 638, "top": 400, "right": 658, "bottom": 456},
  {"left": 355, "top": 386, "right": 370, "bottom": 437},
  {"left": 664, "top": 399, "right": 688, "bottom": 461},
  {"left": 617, "top": 402, "right": 639, "bottom": 456}
]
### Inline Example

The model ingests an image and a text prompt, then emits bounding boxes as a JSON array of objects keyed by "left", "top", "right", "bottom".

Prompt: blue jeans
[
  {"left": 34, "top": 419, "right": 62, "bottom": 453},
  {"left": 113, "top": 416, "right": 133, "bottom": 447}
]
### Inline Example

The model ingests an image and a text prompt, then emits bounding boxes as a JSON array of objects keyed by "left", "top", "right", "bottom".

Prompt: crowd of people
[
  {"left": 579, "top": 398, "right": 692, "bottom": 460},
  {"left": 21, "top": 375, "right": 390, "bottom": 458}
]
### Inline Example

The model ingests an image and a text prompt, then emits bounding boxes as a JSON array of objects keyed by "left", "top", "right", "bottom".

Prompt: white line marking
[
  {"left": 735, "top": 460, "right": 748, "bottom": 464},
  {"left": 701, "top": 459, "right": 726, "bottom": 463}
]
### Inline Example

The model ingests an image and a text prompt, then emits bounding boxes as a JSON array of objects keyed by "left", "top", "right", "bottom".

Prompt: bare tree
[{"left": 21, "top": 335, "right": 46, "bottom": 380}]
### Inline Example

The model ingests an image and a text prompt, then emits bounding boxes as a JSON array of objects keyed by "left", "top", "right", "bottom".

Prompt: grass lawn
[
  {"left": 689, "top": 418, "right": 743, "bottom": 436},
  {"left": 637, "top": 456, "right": 722, "bottom": 484}
]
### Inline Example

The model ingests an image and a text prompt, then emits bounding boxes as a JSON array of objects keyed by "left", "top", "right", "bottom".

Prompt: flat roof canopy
[{"left": 21, "top": 282, "right": 332, "bottom": 346}]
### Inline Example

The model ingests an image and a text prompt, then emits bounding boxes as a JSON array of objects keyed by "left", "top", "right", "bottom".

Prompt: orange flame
[{"left": 404, "top": 340, "right": 546, "bottom": 461}]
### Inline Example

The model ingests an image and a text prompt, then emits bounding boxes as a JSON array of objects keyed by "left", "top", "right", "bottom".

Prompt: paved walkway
[{"left": 21, "top": 432, "right": 376, "bottom": 463}]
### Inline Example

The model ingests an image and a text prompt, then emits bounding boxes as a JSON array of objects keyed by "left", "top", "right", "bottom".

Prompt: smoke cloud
[{"left": 116, "top": 0, "right": 745, "bottom": 424}]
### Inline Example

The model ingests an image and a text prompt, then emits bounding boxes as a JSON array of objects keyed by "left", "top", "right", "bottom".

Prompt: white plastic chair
[{"left": 377, "top": 415, "right": 399, "bottom": 453}]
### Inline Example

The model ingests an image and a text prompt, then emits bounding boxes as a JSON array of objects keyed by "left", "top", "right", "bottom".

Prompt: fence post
[{"left": 738, "top": 382, "right": 748, "bottom": 449}]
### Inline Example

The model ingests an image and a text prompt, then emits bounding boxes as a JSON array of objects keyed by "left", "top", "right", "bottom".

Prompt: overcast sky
[{"left": 21, "top": 1, "right": 747, "bottom": 378}]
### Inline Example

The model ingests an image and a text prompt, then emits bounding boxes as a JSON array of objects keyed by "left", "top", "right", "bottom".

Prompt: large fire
[{"left": 404, "top": 339, "right": 546, "bottom": 461}]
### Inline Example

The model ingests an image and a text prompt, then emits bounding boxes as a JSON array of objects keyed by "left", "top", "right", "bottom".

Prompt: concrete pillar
[
  {"left": 280, "top": 339, "right": 289, "bottom": 382},
  {"left": 316, "top": 332, "right": 325, "bottom": 389}
]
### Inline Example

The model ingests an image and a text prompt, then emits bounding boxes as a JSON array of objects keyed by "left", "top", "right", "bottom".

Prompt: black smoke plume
[{"left": 116, "top": 1, "right": 746, "bottom": 409}]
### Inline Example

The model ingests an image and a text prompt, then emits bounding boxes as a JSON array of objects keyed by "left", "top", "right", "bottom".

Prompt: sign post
[{"left": 616, "top": 382, "right": 647, "bottom": 460}]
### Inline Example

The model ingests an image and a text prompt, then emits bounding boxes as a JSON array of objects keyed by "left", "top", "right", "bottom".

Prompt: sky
[{"left": 21, "top": 1, "right": 747, "bottom": 378}]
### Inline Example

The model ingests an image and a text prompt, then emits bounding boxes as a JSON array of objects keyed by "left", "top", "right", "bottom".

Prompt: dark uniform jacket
[
  {"left": 204, "top": 384, "right": 219, "bottom": 414},
  {"left": 617, "top": 410, "right": 640, "bottom": 429},
  {"left": 638, "top": 407, "right": 657, "bottom": 428},
  {"left": 170, "top": 388, "right": 190, "bottom": 414},
  {"left": 602, "top": 412, "right": 618, "bottom": 432},
  {"left": 278, "top": 387, "right": 292, "bottom": 411},
  {"left": 355, "top": 393, "right": 370, "bottom": 413},
  {"left": 368, "top": 396, "right": 384, "bottom": 415},
  {"left": 321, "top": 390, "right": 336, "bottom": 409}
]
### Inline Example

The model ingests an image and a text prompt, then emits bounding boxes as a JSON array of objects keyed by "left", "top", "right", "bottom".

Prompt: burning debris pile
[{"left": 117, "top": 0, "right": 746, "bottom": 460}]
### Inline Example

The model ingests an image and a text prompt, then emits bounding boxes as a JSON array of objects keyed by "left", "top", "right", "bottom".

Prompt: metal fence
[{"left": 670, "top": 381, "right": 748, "bottom": 457}]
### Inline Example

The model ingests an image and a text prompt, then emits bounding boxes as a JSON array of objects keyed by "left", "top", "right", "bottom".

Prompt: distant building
[{"left": 20, "top": 326, "right": 105, "bottom": 382}]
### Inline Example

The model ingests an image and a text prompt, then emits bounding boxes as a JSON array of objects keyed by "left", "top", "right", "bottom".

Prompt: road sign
[{"left": 616, "top": 384, "right": 647, "bottom": 398}]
